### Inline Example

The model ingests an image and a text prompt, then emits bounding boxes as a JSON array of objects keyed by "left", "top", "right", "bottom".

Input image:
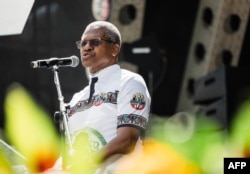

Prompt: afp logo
[{"left": 224, "top": 158, "right": 250, "bottom": 174}]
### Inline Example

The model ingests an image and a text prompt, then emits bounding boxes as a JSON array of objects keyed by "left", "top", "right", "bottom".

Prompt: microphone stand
[{"left": 52, "top": 65, "right": 74, "bottom": 169}]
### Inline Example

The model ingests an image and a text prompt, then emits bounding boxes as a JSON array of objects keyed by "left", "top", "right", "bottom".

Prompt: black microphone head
[{"left": 70, "top": 55, "right": 79, "bottom": 67}]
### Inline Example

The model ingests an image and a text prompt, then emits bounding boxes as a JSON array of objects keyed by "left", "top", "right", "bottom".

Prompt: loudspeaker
[
  {"left": 193, "top": 67, "right": 226, "bottom": 104},
  {"left": 109, "top": 0, "right": 146, "bottom": 43},
  {"left": 177, "top": 0, "right": 250, "bottom": 112},
  {"left": 196, "top": 98, "right": 228, "bottom": 129},
  {"left": 194, "top": 66, "right": 250, "bottom": 129},
  {"left": 194, "top": 66, "right": 250, "bottom": 104},
  {"left": 92, "top": 0, "right": 146, "bottom": 43}
]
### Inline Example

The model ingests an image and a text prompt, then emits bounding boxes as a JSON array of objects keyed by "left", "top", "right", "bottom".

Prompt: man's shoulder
[
  {"left": 120, "top": 68, "right": 146, "bottom": 86},
  {"left": 121, "top": 68, "right": 142, "bottom": 79}
]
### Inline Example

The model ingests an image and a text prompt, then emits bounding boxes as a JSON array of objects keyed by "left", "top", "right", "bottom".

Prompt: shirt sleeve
[{"left": 117, "top": 74, "right": 151, "bottom": 132}]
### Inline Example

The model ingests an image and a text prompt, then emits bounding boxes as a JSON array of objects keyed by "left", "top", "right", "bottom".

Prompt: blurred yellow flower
[
  {"left": 4, "top": 83, "right": 61, "bottom": 172},
  {"left": 116, "top": 139, "right": 201, "bottom": 174}
]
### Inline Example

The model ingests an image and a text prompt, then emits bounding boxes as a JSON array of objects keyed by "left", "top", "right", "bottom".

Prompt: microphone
[{"left": 31, "top": 55, "right": 79, "bottom": 68}]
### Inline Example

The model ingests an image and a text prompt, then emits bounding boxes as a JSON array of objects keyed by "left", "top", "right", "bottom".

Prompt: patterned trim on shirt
[
  {"left": 117, "top": 114, "right": 147, "bottom": 130},
  {"left": 68, "top": 90, "right": 119, "bottom": 117}
]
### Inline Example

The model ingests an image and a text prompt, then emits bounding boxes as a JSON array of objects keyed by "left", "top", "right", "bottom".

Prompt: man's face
[{"left": 79, "top": 26, "right": 117, "bottom": 73}]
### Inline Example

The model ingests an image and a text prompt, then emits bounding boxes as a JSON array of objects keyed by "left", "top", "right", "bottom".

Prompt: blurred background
[{"left": 1, "top": 0, "right": 250, "bottom": 133}]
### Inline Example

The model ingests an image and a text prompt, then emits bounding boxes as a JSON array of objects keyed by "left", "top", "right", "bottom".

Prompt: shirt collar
[{"left": 88, "top": 64, "right": 120, "bottom": 81}]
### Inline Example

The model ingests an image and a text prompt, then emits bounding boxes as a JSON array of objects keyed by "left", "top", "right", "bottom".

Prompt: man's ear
[{"left": 112, "top": 44, "right": 120, "bottom": 57}]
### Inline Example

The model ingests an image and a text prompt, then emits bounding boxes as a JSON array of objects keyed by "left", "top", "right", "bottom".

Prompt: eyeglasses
[{"left": 75, "top": 38, "right": 114, "bottom": 49}]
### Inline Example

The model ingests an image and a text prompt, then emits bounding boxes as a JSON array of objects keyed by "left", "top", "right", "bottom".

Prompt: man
[{"left": 53, "top": 20, "right": 151, "bottom": 174}]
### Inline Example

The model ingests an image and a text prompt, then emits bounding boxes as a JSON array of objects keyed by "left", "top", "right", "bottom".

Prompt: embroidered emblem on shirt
[{"left": 130, "top": 93, "right": 146, "bottom": 110}]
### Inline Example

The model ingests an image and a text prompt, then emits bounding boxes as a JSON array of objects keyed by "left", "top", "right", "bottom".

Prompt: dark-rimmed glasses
[{"left": 75, "top": 38, "right": 114, "bottom": 49}]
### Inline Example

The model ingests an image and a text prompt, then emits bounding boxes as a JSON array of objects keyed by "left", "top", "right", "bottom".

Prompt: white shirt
[{"left": 64, "top": 64, "right": 151, "bottom": 172}]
